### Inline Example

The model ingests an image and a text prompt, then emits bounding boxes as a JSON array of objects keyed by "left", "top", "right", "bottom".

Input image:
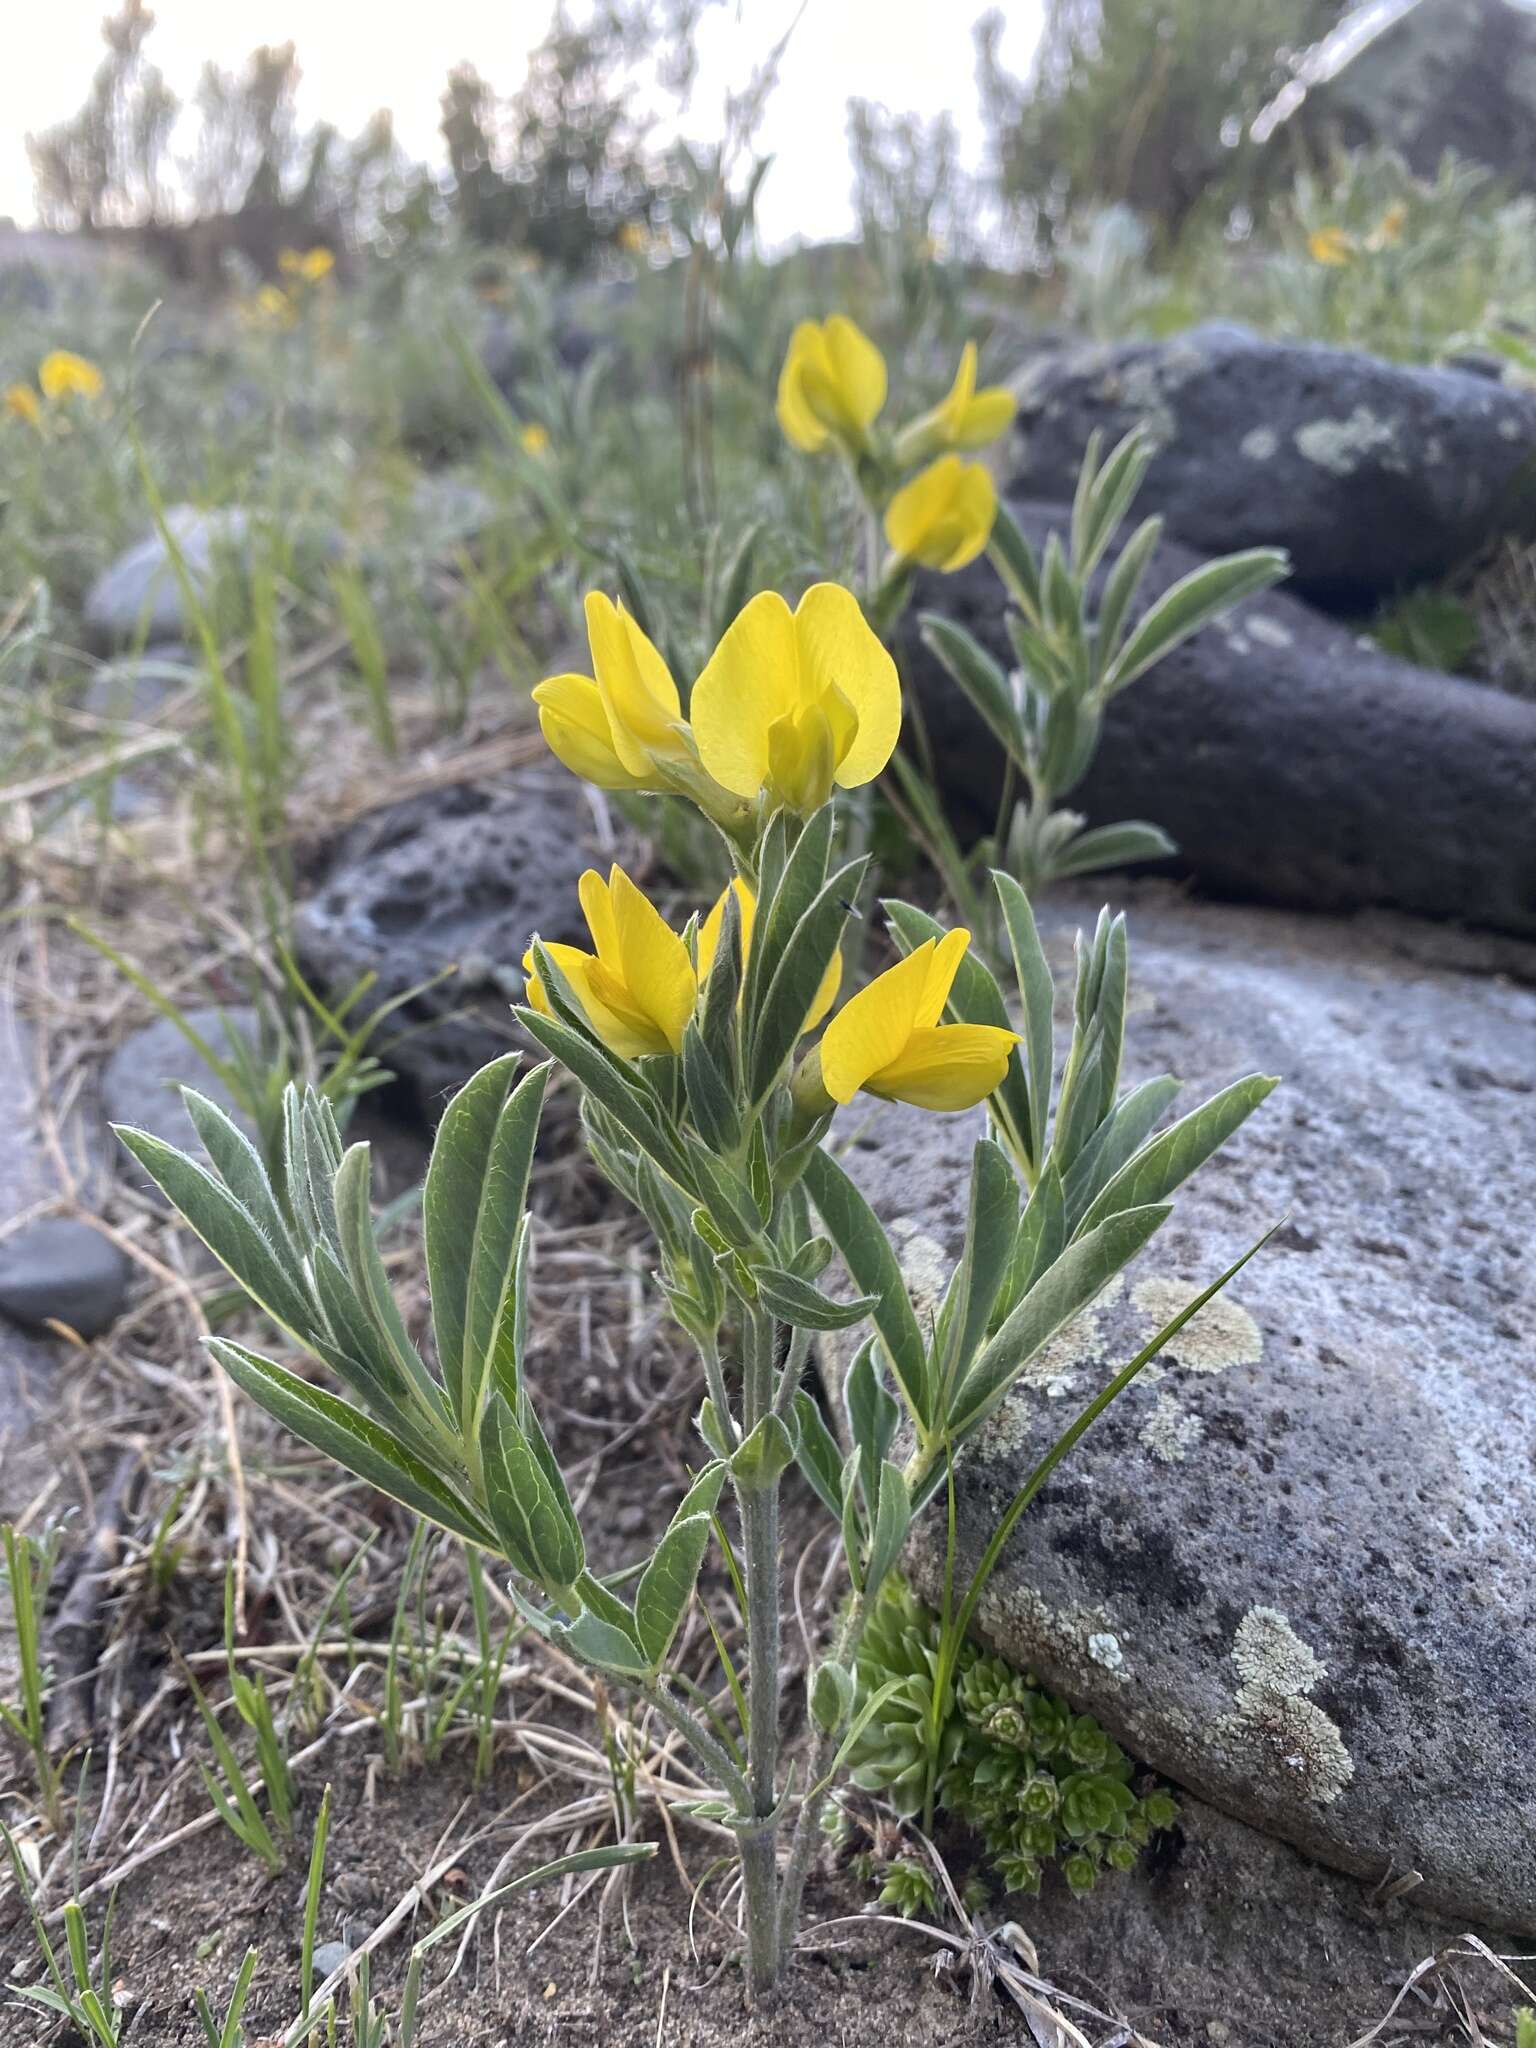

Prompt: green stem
[{"left": 773, "top": 1587, "right": 873, "bottom": 1957}]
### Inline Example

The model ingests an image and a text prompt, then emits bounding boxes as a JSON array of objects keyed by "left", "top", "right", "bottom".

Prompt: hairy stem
[
  {"left": 774, "top": 1586, "right": 873, "bottom": 1957},
  {"left": 739, "top": 1475, "right": 782, "bottom": 1990}
]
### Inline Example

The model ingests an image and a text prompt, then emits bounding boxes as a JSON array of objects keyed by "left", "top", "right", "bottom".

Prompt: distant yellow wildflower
[
  {"left": 38, "top": 351, "right": 104, "bottom": 401},
  {"left": 4, "top": 383, "right": 41, "bottom": 426},
  {"left": 1366, "top": 203, "right": 1407, "bottom": 252},
  {"left": 520, "top": 421, "right": 551, "bottom": 457},
  {"left": 279, "top": 246, "right": 335, "bottom": 283},
  {"left": 1307, "top": 227, "right": 1354, "bottom": 268}
]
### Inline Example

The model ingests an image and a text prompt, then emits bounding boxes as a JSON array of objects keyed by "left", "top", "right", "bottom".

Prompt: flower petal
[
  {"left": 609, "top": 868, "right": 697, "bottom": 1053},
  {"left": 865, "top": 1023, "right": 1020, "bottom": 1112},
  {"left": 822, "top": 316, "right": 887, "bottom": 431},
  {"left": 585, "top": 591, "right": 682, "bottom": 776},
  {"left": 915, "top": 927, "right": 972, "bottom": 1030},
  {"left": 819, "top": 940, "right": 936, "bottom": 1104},
  {"left": 578, "top": 869, "right": 620, "bottom": 961},
  {"left": 691, "top": 590, "right": 799, "bottom": 798},
  {"left": 532, "top": 675, "right": 647, "bottom": 790},
  {"left": 792, "top": 584, "right": 901, "bottom": 790},
  {"left": 776, "top": 325, "right": 831, "bottom": 451},
  {"left": 954, "top": 386, "right": 1016, "bottom": 448}
]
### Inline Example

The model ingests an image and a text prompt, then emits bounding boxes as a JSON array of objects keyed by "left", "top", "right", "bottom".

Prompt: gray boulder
[
  {"left": 835, "top": 883, "right": 1536, "bottom": 1931},
  {"left": 901, "top": 501, "right": 1536, "bottom": 939},
  {"left": 84, "top": 506, "right": 341, "bottom": 650},
  {"left": 104, "top": 1006, "right": 260, "bottom": 1202},
  {"left": 0, "top": 1221, "right": 127, "bottom": 1340},
  {"left": 293, "top": 769, "right": 603, "bottom": 1110},
  {"left": 1319, "top": 0, "right": 1536, "bottom": 189},
  {"left": 1008, "top": 324, "right": 1536, "bottom": 603}
]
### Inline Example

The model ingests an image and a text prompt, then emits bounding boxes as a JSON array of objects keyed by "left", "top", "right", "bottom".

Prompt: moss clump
[{"left": 849, "top": 1579, "right": 1178, "bottom": 1901}]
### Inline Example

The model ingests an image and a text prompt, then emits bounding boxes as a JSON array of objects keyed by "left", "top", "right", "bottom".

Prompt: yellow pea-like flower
[
  {"left": 898, "top": 342, "right": 1016, "bottom": 461},
  {"left": 520, "top": 421, "right": 550, "bottom": 456},
  {"left": 38, "top": 351, "right": 104, "bottom": 401},
  {"left": 1307, "top": 227, "right": 1354, "bottom": 267},
  {"left": 533, "top": 592, "right": 687, "bottom": 792},
  {"left": 280, "top": 246, "right": 334, "bottom": 282},
  {"left": 690, "top": 584, "right": 901, "bottom": 816},
  {"left": 524, "top": 865, "right": 697, "bottom": 1060},
  {"left": 819, "top": 930, "right": 1019, "bottom": 1113},
  {"left": 698, "top": 878, "right": 842, "bottom": 1032},
  {"left": 884, "top": 455, "right": 997, "bottom": 573},
  {"left": 776, "top": 316, "right": 887, "bottom": 456},
  {"left": 4, "top": 383, "right": 41, "bottom": 426},
  {"left": 1366, "top": 202, "right": 1407, "bottom": 252}
]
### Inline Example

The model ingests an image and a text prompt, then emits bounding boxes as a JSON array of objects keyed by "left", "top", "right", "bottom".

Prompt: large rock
[
  {"left": 1008, "top": 324, "right": 1536, "bottom": 604},
  {"left": 901, "top": 502, "right": 1536, "bottom": 940},
  {"left": 293, "top": 769, "right": 603, "bottom": 1111},
  {"left": 1318, "top": 0, "right": 1536, "bottom": 189},
  {"left": 0, "top": 1221, "right": 127, "bottom": 1340},
  {"left": 837, "top": 883, "right": 1536, "bottom": 1931},
  {"left": 1015, "top": 1788, "right": 1501, "bottom": 2047},
  {"left": 103, "top": 1006, "right": 260, "bottom": 1206},
  {"left": 84, "top": 506, "right": 341, "bottom": 650}
]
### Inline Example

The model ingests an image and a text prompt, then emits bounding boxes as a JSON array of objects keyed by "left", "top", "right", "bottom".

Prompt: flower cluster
[
  {"left": 4, "top": 351, "right": 105, "bottom": 429},
  {"left": 1307, "top": 203, "right": 1407, "bottom": 267},
  {"left": 777, "top": 316, "right": 1015, "bottom": 579}
]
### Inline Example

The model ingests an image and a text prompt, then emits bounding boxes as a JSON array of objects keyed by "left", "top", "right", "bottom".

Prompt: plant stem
[
  {"left": 773, "top": 1587, "right": 873, "bottom": 1958},
  {"left": 739, "top": 1475, "right": 782, "bottom": 1993}
]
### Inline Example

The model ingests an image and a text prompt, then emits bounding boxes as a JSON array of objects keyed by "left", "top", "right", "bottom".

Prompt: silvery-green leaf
[
  {"left": 682, "top": 1022, "right": 741, "bottom": 1153},
  {"left": 181, "top": 1087, "right": 296, "bottom": 1263},
  {"left": 515, "top": 998, "right": 689, "bottom": 1185},
  {"left": 1095, "top": 514, "right": 1163, "bottom": 667},
  {"left": 1062, "top": 1076, "right": 1180, "bottom": 1229},
  {"left": 948, "top": 1203, "right": 1171, "bottom": 1442},
  {"left": 635, "top": 1513, "right": 712, "bottom": 1667},
  {"left": 861, "top": 1459, "right": 912, "bottom": 1598},
  {"left": 1049, "top": 819, "right": 1176, "bottom": 879},
  {"left": 802, "top": 1148, "right": 930, "bottom": 1428},
  {"left": 114, "top": 1125, "right": 314, "bottom": 1337},
  {"left": 209, "top": 1338, "right": 494, "bottom": 1546},
  {"left": 554, "top": 1608, "right": 652, "bottom": 1678},
  {"left": 1103, "top": 548, "right": 1288, "bottom": 695},
  {"left": 479, "top": 1392, "right": 583, "bottom": 1592},
  {"left": 1075, "top": 1075, "right": 1279, "bottom": 1237},
  {"left": 729, "top": 1412, "right": 795, "bottom": 1490},
  {"left": 991, "top": 873, "right": 1055, "bottom": 1174},
  {"left": 459, "top": 1063, "right": 547, "bottom": 1429},
  {"left": 334, "top": 1143, "right": 444, "bottom": 1428},
  {"left": 422, "top": 1055, "right": 520, "bottom": 1417},
  {"left": 917, "top": 613, "right": 1022, "bottom": 754},
  {"left": 845, "top": 1339, "right": 898, "bottom": 1514},
  {"left": 754, "top": 1265, "right": 879, "bottom": 1332},
  {"left": 675, "top": 1463, "right": 727, "bottom": 1519},
  {"left": 792, "top": 1390, "right": 844, "bottom": 1515},
  {"left": 987, "top": 502, "right": 1043, "bottom": 618},
  {"left": 748, "top": 856, "right": 866, "bottom": 1105},
  {"left": 742, "top": 806, "right": 834, "bottom": 1032},
  {"left": 935, "top": 1138, "right": 1020, "bottom": 1397}
]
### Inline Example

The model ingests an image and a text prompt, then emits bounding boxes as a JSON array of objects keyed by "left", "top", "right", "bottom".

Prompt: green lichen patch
[{"left": 1132, "top": 1275, "right": 1262, "bottom": 1375}]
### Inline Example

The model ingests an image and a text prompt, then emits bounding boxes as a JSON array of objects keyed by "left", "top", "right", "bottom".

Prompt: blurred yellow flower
[
  {"left": 616, "top": 221, "right": 648, "bottom": 254},
  {"left": 533, "top": 592, "right": 687, "bottom": 792},
  {"left": 818, "top": 930, "right": 1019, "bottom": 1113},
  {"left": 897, "top": 342, "right": 1016, "bottom": 461},
  {"left": 38, "top": 351, "right": 104, "bottom": 401},
  {"left": 520, "top": 421, "right": 551, "bottom": 457},
  {"left": 884, "top": 454, "right": 997, "bottom": 573},
  {"left": 252, "top": 285, "right": 298, "bottom": 329},
  {"left": 1307, "top": 227, "right": 1354, "bottom": 268},
  {"left": 1366, "top": 202, "right": 1407, "bottom": 252},
  {"left": 279, "top": 246, "right": 335, "bottom": 283},
  {"left": 690, "top": 584, "right": 901, "bottom": 815},
  {"left": 698, "top": 878, "right": 842, "bottom": 1032},
  {"left": 4, "top": 383, "right": 41, "bottom": 426},
  {"left": 524, "top": 865, "right": 696, "bottom": 1060},
  {"left": 776, "top": 316, "right": 887, "bottom": 456}
]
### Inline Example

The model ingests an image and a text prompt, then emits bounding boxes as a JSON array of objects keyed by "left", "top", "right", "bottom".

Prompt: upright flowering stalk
[{"left": 117, "top": 577, "right": 1278, "bottom": 1996}]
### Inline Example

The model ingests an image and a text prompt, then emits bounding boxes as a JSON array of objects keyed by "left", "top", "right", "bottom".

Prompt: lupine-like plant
[{"left": 115, "top": 580, "right": 1275, "bottom": 1995}]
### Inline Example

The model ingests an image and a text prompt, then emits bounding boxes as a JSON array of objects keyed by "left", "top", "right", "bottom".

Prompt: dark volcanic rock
[
  {"left": 293, "top": 769, "right": 601, "bottom": 1111},
  {"left": 835, "top": 883, "right": 1536, "bottom": 1931},
  {"left": 1008, "top": 324, "right": 1536, "bottom": 604},
  {"left": 901, "top": 501, "right": 1536, "bottom": 938},
  {"left": 0, "top": 1220, "right": 127, "bottom": 1339}
]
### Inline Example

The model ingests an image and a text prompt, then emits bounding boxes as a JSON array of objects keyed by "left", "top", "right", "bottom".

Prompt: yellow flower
[
  {"left": 524, "top": 865, "right": 696, "bottom": 1060},
  {"left": 38, "top": 351, "right": 104, "bottom": 401},
  {"left": 898, "top": 342, "right": 1015, "bottom": 460},
  {"left": 698, "top": 878, "right": 842, "bottom": 1032},
  {"left": 520, "top": 421, "right": 551, "bottom": 457},
  {"left": 1307, "top": 227, "right": 1354, "bottom": 268},
  {"left": 532, "top": 591, "right": 688, "bottom": 792},
  {"left": 690, "top": 584, "right": 901, "bottom": 815},
  {"left": 776, "top": 316, "right": 887, "bottom": 456},
  {"left": 252, "top": 285, "right": 298, "bottom": 329},
  {"left": 616, "top": 221, "right": 648, "bottom": 254},
  {"left": 884, "top": 455, "right": 997, "bottom": 573},
  {"left": 818, "top": 930, "right": 1020, "bottom": 1113},
  {"left": 279, "top": 246, "right": 335, "bottom": 283},
  {"left": 4, "top": 383, "right": 41, "bottom": 426},
  {"left": 1366, "top": 202, "right": 1407, "bottom": 252}
]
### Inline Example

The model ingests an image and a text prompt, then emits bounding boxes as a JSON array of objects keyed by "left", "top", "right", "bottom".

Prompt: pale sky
[{"left": 0, "top": 0, "right": 1043, "bottom": 244}]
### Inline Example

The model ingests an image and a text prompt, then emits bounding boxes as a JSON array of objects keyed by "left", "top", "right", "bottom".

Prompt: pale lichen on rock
[{"left": 1131, "top": 1277, "right": 1262, "bottom": 1376}]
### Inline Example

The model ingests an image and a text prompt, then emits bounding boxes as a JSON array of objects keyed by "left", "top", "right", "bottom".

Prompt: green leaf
[
  {"left": 936, "top": 1138, "right": 1020, "bottom": 1394},
  {"left": 845, "top": 1339, "right": 899, "bottom": 1513},
  {"left": 987, "top": 502, "right": 1043, "bottom": 618},
  {"left": 114, "top": 1125, "right": 314, "bottom": 1338},
  {"left": 209, "top": 1339, "right": 495, "bottom": 1546},
  {"left": 992, "top": 872, "right": 1054, "bottom": 1175},
  {"left": 334, "top": 1143, "right": 445, "bottom": 1430},
  {"left": 1048, "top": 819, "right": 1176, "bottom": 880},
  {"left": 1076, "top": 427, "right": 1155, "bottom": 580},
  {"left": 423, "top": 1054, "right": 520, "bottom": 1419},
  {"left": 1103, "top": 548, "right": 1288, "bottom": 695},
  {"left": 742, "top": 806, "right": 834, "bottom": 1034},
  {"left": 748, "top": 856, "right": 866, "bottom": 1104},
  {"left": 947, "top": 1203, "right": 1171, "bottom": 1442},
  {"left": 1076, "top": 1074, "right": 1279, "bottom": 1237},
  {"left": 682, "top": 1022, "right": 741, "bottom": 1153},
  {"left": 459, "top": 1064, "right": 548, "bottom": 1430},
  {"left": 791, "top": 1390, "right": 845, "bottom": 1516},
  {"left": 479, "top": 1391, "right": 584, "bottom": 1592},
  {"left": 180, "top": 1088, "right": 295, "bottom": 1264},
  {"left": 635, "top": 1513, "right": 712, "bottom": 1667},
  {"left": 515, "top": 996, "right": 688, "bottom": 1185},
  {"left": 861, "top": 1459, "right": 912, "bottom": 1599},
  {"left": 1061, "top": 1076, "right": 1179, "bottom": 1229},
  {"left": 917, "top": 614, "right": 1021, "bottom": 756},
  {"left": 754, "top": 1265, "right": 879, "bottom": 1331},
  {"left": 555, "top": 1607, "right": 652, "bottom": 1677},
  {"left": 802, "top": 1147, "right": 930, "bottom": 1428},
  {"left": 674, "top": 1463, "right": 727, "bottom": 1519}
]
